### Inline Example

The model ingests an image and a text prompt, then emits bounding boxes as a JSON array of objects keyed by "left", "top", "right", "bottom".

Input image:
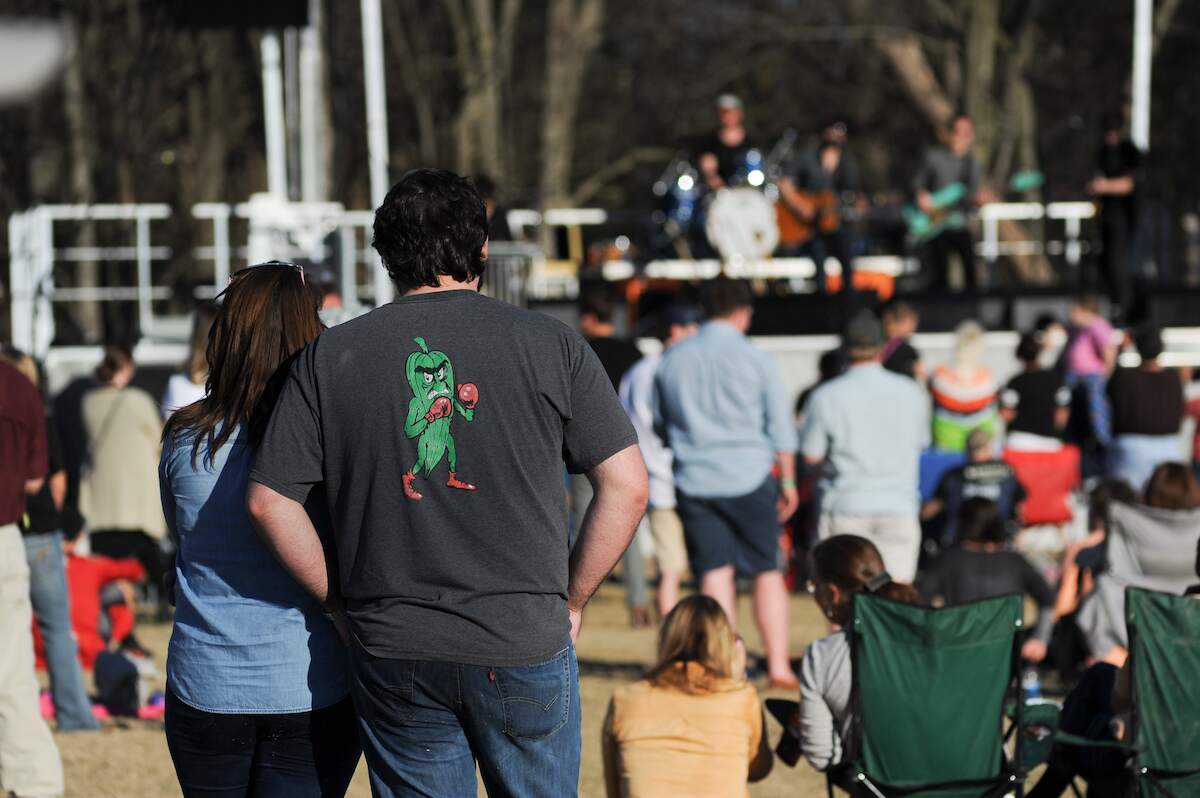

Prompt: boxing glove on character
[
  {"left": 425, "top": 396, "right": 452, "bottom": 422},
  {"left": 458, "top": 382, "right": 479, "bottom": 410}
]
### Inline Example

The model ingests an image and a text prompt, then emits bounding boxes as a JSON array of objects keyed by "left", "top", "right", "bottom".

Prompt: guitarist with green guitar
[{"left": 908, "top": 114, "right": 988, "bottom": 294}]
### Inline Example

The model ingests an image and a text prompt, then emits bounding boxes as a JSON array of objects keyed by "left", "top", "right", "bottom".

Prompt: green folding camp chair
[
  {"left": 837, "top": 592, "right": 1026, "bottom": 797},
  {"left": 1126, "top": 587, "right": 1200, "bottom": 796}
]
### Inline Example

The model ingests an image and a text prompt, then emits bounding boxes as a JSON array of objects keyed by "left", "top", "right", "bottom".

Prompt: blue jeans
[
  {"left": 23, "top": 531, "right": 100, "bottom": 731},
  {"left": 1108, "top": 433, "right": 1181, "bottom": 492},
  {"left": 1067, "top": 372, "right": 1111, "bottom": 446},
  {"left": 349, "top": 643, "right": 581, "bottom": 797}
]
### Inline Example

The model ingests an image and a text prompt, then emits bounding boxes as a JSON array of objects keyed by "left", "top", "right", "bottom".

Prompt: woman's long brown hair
[{"left": 163, "top": 265, "right": 322, "bottom": 465}]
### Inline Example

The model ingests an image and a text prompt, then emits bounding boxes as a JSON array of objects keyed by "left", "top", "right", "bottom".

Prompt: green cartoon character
[{"left": 402, "top": 337, "right": 480, "bottom": 501}]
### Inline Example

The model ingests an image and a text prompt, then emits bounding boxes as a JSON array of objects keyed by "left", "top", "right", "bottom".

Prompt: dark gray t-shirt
[{"left": 250, "top": 290, "right": 637, "bottom": 666}]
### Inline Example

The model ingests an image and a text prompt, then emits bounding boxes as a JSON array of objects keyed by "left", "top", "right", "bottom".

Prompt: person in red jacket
[
  {"left": 64, "top": 543, "right": 144, "bottom": 668},
  {"left": 34, "top": 517, "right": 146, "bottom": 670}
]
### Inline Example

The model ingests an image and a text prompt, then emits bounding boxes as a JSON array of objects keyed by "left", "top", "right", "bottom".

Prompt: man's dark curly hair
[{"left": 372, "top": 169, "right": 488, "bottom": 293}]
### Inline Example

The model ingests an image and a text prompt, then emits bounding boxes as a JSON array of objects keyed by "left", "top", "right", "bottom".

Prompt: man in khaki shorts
[{"left": 619, "top": 304, "right": 700, "bottom": 617}]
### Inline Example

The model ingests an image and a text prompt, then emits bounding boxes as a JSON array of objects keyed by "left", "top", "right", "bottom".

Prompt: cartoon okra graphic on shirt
[{"left": 402, "top": 337, "right": 480, "bottom": 501}]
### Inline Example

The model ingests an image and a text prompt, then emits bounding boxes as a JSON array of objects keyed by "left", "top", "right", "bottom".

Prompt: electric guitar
[{"left": 903, "top": 170, "right": 1043, "bottom": 245}]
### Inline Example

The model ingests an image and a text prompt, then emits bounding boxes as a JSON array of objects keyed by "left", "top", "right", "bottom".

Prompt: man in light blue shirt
[
  {"left": 654, "top": 279, "right": 800, "bottom": 687},
  {"left": 800, "top": 310, "right": 929, "bottom": 581}
]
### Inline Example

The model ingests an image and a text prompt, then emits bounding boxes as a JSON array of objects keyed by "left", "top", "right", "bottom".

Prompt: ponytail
[{"left": 811, "top": 535, "right": 920, "bottom": 625}]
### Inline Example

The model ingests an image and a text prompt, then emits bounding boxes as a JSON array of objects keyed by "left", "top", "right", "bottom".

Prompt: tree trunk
[
  {"left": 443, "top": 0, "right": 511, "bottom": 184},
  {"left": 470, "top": 0, "right": 504, "bottom": 183},
  {"left": 964, "top": 0, "right": 1000, "bottom": 163},
  {"left": 539, "top": 0, "right": 605, "bottom": 208},
  {"left": 385, "top": 0, "right": 439, "bottom": 165},
  {"left": 874, "top": 34, "right": 955, "bottom": 129},
  {"left": 62, "top": 17, "right": 101, "bottom": 342},
  {"left": 996, "top": 10, "right": 1053, "bottom": 284}
]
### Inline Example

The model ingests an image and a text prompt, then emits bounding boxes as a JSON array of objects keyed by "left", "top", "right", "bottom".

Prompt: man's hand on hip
[{"left": 569, "top": 606, "right": 583, "bottom": 643}]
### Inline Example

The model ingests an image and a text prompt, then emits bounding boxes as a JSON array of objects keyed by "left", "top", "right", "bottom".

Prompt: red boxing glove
[
  {"left": 425, "top": 396, "right": 452, "bottom": 422},
  {"left": 458, "top": 383, "right": 479, "bottom": 410}
]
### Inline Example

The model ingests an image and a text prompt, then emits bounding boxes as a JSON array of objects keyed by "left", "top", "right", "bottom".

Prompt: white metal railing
[
  {"left": 600, "top": 255, "right": 916, "bottom": 282},
  {"left": 977, "top": 201, "right": 1096, "bottom": 266},
  {"left": 8, "top": 204, "right": 173, "bottom": 356},
  {"left": 8, "top": 199, "right": 1104, "bottom": 357},
  {"left": 9, "top": 200, "right": 545, "bottom": 356}
]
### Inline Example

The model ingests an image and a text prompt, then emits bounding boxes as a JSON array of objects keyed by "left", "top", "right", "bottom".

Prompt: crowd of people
[{"left": 2, "top": 166, "right": 1198, "bottom": 798}]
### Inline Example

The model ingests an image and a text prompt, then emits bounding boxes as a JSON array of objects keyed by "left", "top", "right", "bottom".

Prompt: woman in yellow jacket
[{"left": 602, "top": 595, "right": 772, "bottom": 797}]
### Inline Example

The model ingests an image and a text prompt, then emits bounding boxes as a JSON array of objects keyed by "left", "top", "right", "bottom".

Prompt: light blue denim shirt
[
  {"left": 653, "top": 321, "right": 798, "bottom": 498},
  {"left": 160, "top": 425, "right": 348, "bottom": 713}
]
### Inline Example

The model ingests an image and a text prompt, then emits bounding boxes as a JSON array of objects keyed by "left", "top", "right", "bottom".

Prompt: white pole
[
  {"left": 1131, "top": 0, "right": 1152, "bottom": 151},
  {"left": 261, "top": 32, "right": 289, "bottom": 199},
  {"left": 135, "top": 211, "right": 153, "bottom": 337},
  {"left": 213, "top": 204, "right": 232, "bottom": 289},
  {"left": 35, "top": 209, "right": 57, "bottom": 356},
  {"left": 361, "top": 0, "right": 393, "bottom": 304},
  {"left": 300, "top": 0, "right": 324, "bottom": 203},
  {"left": 284, "top": 28, "right": 302, "bottom": 200},
  {"left": 8, "top": 211, "right": 33, "bottom": 353}
]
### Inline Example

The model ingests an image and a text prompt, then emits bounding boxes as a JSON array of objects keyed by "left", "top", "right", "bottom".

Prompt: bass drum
[{"left": 705, "top": 187, "right": 780, "bottom": 261}]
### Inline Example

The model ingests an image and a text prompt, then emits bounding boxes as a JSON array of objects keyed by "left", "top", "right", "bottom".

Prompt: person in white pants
[
  {"left": 800, "top": 311, "right": 929, "bottom": 582},
  {"left": 1, "top": 524, "right": 65, "bottom": 798},
  {"left": 0, "top": 359, "right": 64, "bottom": 798}
]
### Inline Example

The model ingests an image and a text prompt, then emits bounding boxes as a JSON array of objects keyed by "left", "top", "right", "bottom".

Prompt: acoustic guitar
[{"left": 776, "top": 190, "right": 842, "bottom": 248}]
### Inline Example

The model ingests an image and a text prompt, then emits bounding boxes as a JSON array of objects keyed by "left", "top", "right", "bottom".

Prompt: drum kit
[{"left": 652, "top": 130, "right": 798, "bottom": 261}]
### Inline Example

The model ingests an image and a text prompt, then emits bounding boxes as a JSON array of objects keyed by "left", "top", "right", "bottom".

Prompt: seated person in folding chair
[
  {"left": 1028, "top": 537, "right": 1200, "bottom": 798},
  {"left": 917, "top": 498, "right": 1055, "bottom": 665},
  {"left": 1082, "top": 462, "right": 1200, "bottom": 667},
  {"left": 1051, "top": 479, "right": 1138, "bottom": 682},
  {"left": 921, "top": 427, "right": 1025, "bottom": 550},
  {"left": 795, "top": 535, "right": 920, "bottom": 783}
]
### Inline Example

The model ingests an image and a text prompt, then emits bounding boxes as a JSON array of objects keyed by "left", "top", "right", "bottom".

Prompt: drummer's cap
[
  {"left": 844, "top": 310, "right": 884, "bottom": 352},
  {"left": 716, "top": 94, "right": 743, "bottom": 111}
]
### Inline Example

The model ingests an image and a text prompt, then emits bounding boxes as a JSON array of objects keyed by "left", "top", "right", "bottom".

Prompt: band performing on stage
[{"left": 649, "top": 94, "right": 1140, "bottom": 314}]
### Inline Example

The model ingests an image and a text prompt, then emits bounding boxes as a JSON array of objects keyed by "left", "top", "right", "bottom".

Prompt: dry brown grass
[{"left": 53, "top": 582, "right": 1055, "bottom": 796}]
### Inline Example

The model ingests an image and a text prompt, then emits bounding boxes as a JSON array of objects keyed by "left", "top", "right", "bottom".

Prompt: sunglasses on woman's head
[{"left": 229, "top": 261, "right": 306, "bottom": 285}]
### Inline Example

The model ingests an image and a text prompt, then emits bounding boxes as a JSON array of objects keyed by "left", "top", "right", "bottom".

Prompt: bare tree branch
[
  {"left": 569, "top": 146, "right": 674, "bottom": 206},
  {"left": 1153, "top": 0, "right": 1182, "bottom": 58}
]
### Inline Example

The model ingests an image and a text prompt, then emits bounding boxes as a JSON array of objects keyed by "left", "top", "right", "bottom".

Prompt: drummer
[{"left": 695, "top": 94, "right": 755, "bottom": 191}]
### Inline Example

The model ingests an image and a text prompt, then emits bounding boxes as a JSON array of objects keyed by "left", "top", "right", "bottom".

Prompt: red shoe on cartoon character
[
  {"left": 403, "top": 470, "right": 423, "bottom": 501},
  {"left": 446, "top": 472, "right": 475, "bottom": 491}
]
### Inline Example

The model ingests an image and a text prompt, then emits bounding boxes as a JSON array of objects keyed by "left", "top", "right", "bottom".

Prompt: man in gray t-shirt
[
  {"left": 911, "top": 114, "right": 986, "bottom": 294},
  {"left": 249, "top": 169, "right": 647, "bottom": 796}
]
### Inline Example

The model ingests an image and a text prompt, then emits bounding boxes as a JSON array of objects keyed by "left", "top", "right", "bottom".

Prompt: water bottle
[{"left": 1022, "top": 668, "right": 1041, "bottom": 700}]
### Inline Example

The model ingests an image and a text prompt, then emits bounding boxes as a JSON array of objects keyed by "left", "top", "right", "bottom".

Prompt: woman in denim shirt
[{"left": 159, "top": 263, "right": 359, "bottom": 797}]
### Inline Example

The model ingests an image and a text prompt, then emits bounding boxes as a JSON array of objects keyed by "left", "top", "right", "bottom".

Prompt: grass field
[{"left": 52, "top": 581, "right": 1060, "bottom": 797}]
